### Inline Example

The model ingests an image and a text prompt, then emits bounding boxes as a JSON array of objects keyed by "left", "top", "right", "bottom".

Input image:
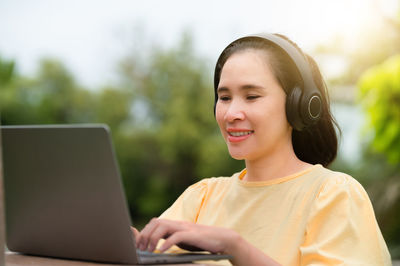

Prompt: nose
[{"left": 224, "top": 99, "right": 245, "bottom": 122}]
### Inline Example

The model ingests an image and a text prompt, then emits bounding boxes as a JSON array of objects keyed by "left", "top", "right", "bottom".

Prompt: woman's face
[{"left": 215, "top": 49, "right": 292, "bottom": 161}]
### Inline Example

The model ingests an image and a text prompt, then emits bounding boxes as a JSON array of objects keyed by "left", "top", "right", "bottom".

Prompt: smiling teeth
[{"left": 229, "top": 131, "right": 253, "bottom": 137}]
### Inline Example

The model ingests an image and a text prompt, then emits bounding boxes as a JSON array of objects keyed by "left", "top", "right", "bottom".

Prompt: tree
[
  {"left": 0, "top": 56, "right": 38, "bottom": 125},
  {"left": 357, "top": 55, "right": 400, "bottom": 255},
  {"left": 358, "top": 55, "right": 400, "bottom": 164},
  {"left": 0, "top": 58, "right": 95, "bottom": 125},
  {"left": 0, "top": 55, "right": 15, "bottom": 86}
]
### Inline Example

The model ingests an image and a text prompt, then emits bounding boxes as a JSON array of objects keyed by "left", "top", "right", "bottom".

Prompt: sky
[{"left": 1, "top": 0, "right": 397, "bottom": 89}]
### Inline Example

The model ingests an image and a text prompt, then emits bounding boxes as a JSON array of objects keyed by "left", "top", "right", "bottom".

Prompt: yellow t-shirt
[{"left": 160, "top": 165, "right": 391, "bottom": 265}]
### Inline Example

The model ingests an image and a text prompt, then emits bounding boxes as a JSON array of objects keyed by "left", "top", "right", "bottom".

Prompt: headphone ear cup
[
  {"left": 301, "top": 91, "right": 322, "bottom": 127},
  {"left": 286, "top": 86, "right": 304, "bottom": 131}
]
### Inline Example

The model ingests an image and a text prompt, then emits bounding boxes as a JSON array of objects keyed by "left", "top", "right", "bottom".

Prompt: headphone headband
[{"left": 235, "top": 34, "right": 319, "bottom": 100}]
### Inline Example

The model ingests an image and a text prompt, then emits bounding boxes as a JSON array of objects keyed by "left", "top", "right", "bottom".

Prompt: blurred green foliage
[
  {"left": 0, "top": 56, "right": 14, "bottom": 86},
  {"left": 358, "top": 55, "right": 400, "bottom": 164},
  {"left": 355, "top": 55, "right": 400, "bottom": 254},
  {"left": 0, "top": 34, "right": 244, "bottom": 227}
]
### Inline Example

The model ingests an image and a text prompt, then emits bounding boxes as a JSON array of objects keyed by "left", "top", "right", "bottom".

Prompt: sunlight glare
[{"left": 299, "top": 0, "right": 380, "bottom": 45}]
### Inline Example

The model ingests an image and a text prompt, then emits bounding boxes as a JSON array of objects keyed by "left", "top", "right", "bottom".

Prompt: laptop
[{"left": 1, "top": 124, "right": 231, "bottom": 264}]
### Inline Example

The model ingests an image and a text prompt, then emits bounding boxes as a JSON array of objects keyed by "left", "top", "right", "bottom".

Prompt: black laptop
[{"left": 1, "top": 124, "right": 231, "bottom": 264}]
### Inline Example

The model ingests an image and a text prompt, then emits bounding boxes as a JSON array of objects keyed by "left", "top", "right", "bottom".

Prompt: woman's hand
[
  {"left": 135, "top": 218, "right": 237, "bottom": 254},
  {"left": 136, "top": 218, "right": 281, "bottom": 266}
]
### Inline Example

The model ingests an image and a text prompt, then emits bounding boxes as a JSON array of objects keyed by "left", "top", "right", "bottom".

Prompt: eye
[
  {"left": 218, "top": 95, "right": 231, "bottom": 102},
  {"left": 246, "top": 95, "right": 260, "bottom": 100}
]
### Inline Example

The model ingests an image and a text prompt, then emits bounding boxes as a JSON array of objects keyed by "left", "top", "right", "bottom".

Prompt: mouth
[
  {"left": 226, "top": 129, "right": 254, "bottom": 143},
  {"left": 228, "top": 130, "right": 254, "bottom": 137}
]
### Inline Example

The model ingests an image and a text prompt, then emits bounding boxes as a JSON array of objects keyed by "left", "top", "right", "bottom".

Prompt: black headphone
[{"left": 214, "top": 33, "right": 322, "bottom": 131}]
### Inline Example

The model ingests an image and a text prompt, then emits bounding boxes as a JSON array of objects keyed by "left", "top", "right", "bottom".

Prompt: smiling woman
[{"left": 134, "top": 33, "right": 392, "bottom": 266}]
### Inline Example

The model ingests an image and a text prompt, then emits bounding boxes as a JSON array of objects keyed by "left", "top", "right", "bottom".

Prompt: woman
[{"left": 135, "top": 34, "right": 391, "bottom": 265}]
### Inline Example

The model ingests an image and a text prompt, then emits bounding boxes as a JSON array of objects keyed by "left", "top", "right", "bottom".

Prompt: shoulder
[
  {"left": 159, "top": 172, "right": 241, "bottom": 221},
  {"left": 306, "top": 166, "right": 372, "bottom": 212},
  {"left": 178, "top": 171, "right": 243, "bottom": 202},
  {"left": 315, "top": 167, "right": 367, "bottom": 199},
  {"left": 288, "top": 165, "right": 364, "bottom": 199},
  {"left": 184, "top": 172, "right": 240, "bottom": 195}
]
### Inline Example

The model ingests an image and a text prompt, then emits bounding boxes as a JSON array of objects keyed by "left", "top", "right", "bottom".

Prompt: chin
[{"left": 228, "top": 151, "right": 247, "bottom": 160}]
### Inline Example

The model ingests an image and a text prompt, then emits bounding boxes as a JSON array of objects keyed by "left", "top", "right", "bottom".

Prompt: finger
[
  {"left": 146, "top": 223, "right": 172, "bottom": 252},
  {"left": 138, "top": 218, "right": 160, "bottom": 250},
  {"left": 145, "top": 219, "right": 185, "bottom": 252},
  {"left": 131, "top": 227, "right": 140, "bottom": 238},
  {"left": 131, "top": 227, "right": 140, "bottom": 248}
]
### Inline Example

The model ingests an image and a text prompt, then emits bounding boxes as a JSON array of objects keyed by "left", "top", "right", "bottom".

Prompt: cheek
[
  {"left": 256, "top": 98, "right": 289, "bottom": 130},
  {"left": 215, "top": 103, "right": 227, "bottom": 134},
  {"left": 215, "top": 102, "right": 224, "bottom": 124},
  {"left": 270, "top": 100, "right": 292, "bottom": 133}
]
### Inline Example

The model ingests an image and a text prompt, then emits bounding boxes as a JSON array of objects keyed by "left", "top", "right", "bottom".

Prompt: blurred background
[{"left": 0, "top": 0, "right": 399, "bottom": 259}]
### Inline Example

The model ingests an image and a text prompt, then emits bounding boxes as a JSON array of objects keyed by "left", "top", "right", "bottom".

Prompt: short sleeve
[
  {"left": 159, "top": 180, "right": 208, "bottom": 223},
  {"left": 300, "top": 174, "right": 391, "bottom": 265}
]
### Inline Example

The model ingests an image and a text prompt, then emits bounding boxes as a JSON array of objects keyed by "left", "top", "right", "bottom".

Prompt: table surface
[{"left": 5, "top": 252, "right": 221, "bottom": 266}]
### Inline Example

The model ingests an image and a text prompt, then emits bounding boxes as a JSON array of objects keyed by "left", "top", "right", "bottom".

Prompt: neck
[{"left": 243, "top": 144, "right": 312, "bottom": 182}]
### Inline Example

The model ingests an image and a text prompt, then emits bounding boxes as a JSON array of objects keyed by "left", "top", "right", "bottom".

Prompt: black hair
[{"left": 213, "top": 34, "right": 340, "bottom": 167}]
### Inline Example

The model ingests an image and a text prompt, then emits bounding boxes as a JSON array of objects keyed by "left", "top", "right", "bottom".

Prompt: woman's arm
[{"left": 136, "top": 218, "right": 281, "bottom": 266}]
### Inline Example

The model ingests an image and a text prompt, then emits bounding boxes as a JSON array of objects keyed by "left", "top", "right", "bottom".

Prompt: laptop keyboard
[{"left": 137, "top": 249, "right": 208, "bottom": 257}]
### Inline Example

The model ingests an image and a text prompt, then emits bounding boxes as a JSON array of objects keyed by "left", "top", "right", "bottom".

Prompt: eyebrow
[{"left": 217, "top": 84, "right": 265, "bottom": 93}]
